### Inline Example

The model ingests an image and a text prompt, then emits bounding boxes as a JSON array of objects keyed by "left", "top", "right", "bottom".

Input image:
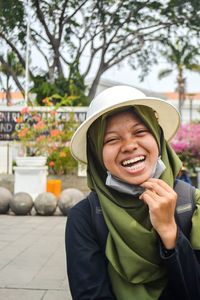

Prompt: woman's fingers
[
  {"left": 141, "top": 178, "right": 175, "bottom": 196},
  {"left": 139, "top": 179, "right": 178, "bottom": 248},
  {"left": 139, "top": 178, "right": 177, "bottom": 213}
]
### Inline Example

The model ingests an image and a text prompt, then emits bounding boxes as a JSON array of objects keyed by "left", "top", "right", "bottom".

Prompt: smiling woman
[
  {"left": 66, "top": 85, "right": 200, "bottom": 300},
  {"left": 102, "top": 109, "right": 159, "bottom": 186}
]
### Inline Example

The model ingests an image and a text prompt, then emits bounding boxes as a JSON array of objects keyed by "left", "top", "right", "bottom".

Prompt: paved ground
[{"left": 0, "top": 214, "right": 72, "bottom": 300}]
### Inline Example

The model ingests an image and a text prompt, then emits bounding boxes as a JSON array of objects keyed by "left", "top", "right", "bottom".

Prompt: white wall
[{"left": 0, "top": 142, "right": 13, "bottom": 174}]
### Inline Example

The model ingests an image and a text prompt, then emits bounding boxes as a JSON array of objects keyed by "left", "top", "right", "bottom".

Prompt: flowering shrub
[
  {"left": 47, "top": 147, "right": 77, "bottom": 175},
  {"left": 13, "top": 105, "right": 78, "bottom": 174},
  {"left": 171, "top": 123, "right": 200, "bottom": 172}
]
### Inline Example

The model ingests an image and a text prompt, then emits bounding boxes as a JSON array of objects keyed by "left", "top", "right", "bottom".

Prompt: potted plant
[{"left": 13, "top": 105, "right": 76, "bottom": 167}]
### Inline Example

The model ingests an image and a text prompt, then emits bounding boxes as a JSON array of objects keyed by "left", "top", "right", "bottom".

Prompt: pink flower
[
  {"left": 32, "top": 115, "right": 41, "bottom": 122},
  {"left": 171, "top": 123, "right": 200, "bottom": 155},
  {"left": 36, "top": 135, "right": 46, "bottom": 142},
  {"left": 34, "top": 121, "right": 45, "bottom": 130},
  {"left": 21, "top": 107, "right": 29, "bottom": 114},
  {"left": 50, "top": 110, "right": 57, "bottom": 116},
  {"left": 171, "top": 141, "right": 189, "bottom": 153}
]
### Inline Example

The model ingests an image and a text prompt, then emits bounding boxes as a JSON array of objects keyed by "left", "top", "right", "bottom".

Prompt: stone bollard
[
  {"left": 58, "top": 188, "right": 84, "bottom": 215},
  {"left": 34, "top": 192, "right": 57, "bottom": 216},
  {"left": 0, "top": 187, "right": 13, "bottom": 214},
  {"left": 10, "top": 192, "right": 33, "bottom": 215}
]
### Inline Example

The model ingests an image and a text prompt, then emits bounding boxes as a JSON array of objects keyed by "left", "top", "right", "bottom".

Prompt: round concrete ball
[
  {"left": 34, "top": 192, "right": 57, "bottom": 216},
  {"left": 10, "top": 192, "right": 33, "bottom": 215},
  {"left": 58, "top": 188, "right": 84, "bottom": 215},
  {"left": 0, "top": 187, "right": 13, "bottom": 214}
]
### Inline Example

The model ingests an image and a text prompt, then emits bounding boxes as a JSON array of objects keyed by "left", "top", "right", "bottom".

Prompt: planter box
[
  {"left": 16, "top": 156, "right": 47, "bottom": 167},
  {"left": 13, "top": 166, "right": 48, "bottom": 200}
]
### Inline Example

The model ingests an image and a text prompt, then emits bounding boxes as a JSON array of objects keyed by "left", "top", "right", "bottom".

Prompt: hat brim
[{"left": 70, "top": 97, "right": 180, "bottom": 163}]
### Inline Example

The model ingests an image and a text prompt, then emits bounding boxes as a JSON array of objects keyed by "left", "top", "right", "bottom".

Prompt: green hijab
[{"left": 86, "top": 105, "right": 200, "bottom": 300}]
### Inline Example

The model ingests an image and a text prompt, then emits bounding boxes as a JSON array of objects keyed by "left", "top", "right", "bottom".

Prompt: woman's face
[{"left": 102, "top": 110, "right": 159, "bottom": 185}]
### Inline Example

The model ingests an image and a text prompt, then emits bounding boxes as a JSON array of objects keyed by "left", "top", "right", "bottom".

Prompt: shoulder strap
[
  {"left": 88, "top": 181, "right": 196, "bottom": 249},
  {"left": 88, "top": 192, "right": 108, "bottom": 249},
  {"left": 174, "top": 179, "right": 196, "bottom": 238}
]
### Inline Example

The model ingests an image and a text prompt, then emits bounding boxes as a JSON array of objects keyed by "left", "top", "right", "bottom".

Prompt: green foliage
[
  {"left": 158, "top": 37, "right": 200, "bottom": 114},
  {"left": 31, "top": 73, "right": 88, "bottom": 106},
  {"left": 0, "top": 51, "right": 24, "bottom": 80},
  {"left": 47, "top": 147, "right": 78, "bottom": 175},
  {"left": 13, "top": 106, "right": 78, "bottom": 158},
  {"left": 0, "top": 0, "right": 25, "bottom": 32},
  {"left": 159, "top": 0, "right": 200, "bottom": 29},
  {"left": 0, "top": 51, "right": 24, "bottom": 104},
  {"left": 159, "top": 38, "right": 200, "bottom": 69},
  {"left": 1, "top": 0, "right": 200, "bottom": 100},
  {"left": 13, "top": 104, "right": 79, "bottom": 175}
]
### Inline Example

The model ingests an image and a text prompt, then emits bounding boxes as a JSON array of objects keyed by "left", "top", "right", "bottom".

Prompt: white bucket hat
[{"left": 70, "top": 85, "right": 180, "bottom": 163}]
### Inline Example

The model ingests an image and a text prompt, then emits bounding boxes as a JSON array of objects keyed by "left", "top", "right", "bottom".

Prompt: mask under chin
[{"left": 105, "top": 156, "right": 166, "bottom": 196}]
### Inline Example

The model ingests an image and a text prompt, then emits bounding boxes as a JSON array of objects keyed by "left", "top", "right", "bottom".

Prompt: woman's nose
[{"left": 121, "top": 138, "right": 138, "bottom": 152}]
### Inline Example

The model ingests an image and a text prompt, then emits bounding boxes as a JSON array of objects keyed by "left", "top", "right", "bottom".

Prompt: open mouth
[{"left": 121, "top": 156, "right": 146, "bottom": 169}]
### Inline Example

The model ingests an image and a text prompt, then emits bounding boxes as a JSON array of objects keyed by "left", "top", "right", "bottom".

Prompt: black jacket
[{"left": 65, "top": 198, "right": 200, "bottom": 300}]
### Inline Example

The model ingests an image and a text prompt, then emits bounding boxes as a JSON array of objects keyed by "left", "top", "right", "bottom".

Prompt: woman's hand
[{"left": 140, "top": 178, "right": 177, "bottom": 249}]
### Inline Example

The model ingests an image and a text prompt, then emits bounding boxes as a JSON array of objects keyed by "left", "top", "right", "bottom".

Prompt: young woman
[{"left": 66, "top": 85, "right": 200, "bottom": 300}]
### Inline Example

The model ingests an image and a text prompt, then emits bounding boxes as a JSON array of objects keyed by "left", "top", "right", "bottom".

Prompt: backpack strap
[
  {"left": 174, "top": 179, "right": 196, "bottom": 238},
  {"left": 87, "top": 192, "right": 108, "bottom": 250},
  {"left": 88, "top": 180, "right": 196, "bottom": 250}
]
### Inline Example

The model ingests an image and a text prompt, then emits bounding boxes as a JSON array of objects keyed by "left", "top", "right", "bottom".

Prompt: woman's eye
[
  {"left": 104, "top": 137, "right": 119, "bottom": 144},
  {"left": 135, "top": 129, "right": 148, "bottom": 135}
]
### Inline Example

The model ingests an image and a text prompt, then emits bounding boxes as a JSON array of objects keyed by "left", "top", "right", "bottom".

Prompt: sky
[
  {"left": 16, "top": 4, "right": 200, "bottom": 97},
  {"left": 5, "top": 36, "right": 198, "bottom": 96},
  {"left": 101, "top": 60, "right": 200, "bottom": 94}
]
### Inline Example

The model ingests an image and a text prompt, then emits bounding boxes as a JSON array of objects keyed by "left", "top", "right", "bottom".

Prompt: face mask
[{"left": 105, "top": 156, "right": 166, "bottom": 196}]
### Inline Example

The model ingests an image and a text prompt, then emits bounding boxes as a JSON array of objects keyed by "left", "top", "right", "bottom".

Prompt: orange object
[{"left": 47, "top": 179, "right": 62, "bottom": 198}]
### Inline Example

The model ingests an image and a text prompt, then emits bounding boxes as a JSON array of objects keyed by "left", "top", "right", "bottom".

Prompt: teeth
[
  {"left": 127, "top": 162, "right": 144, "bottom": 170},
  {"left": 122, "top": 156, "right": 145, "bottom": 166}
]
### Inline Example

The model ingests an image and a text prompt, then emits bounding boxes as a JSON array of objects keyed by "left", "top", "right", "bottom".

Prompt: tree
[
  {"left": 0, "top": 51, "right": 24, "bottom": 105},
  {"left": 0, "top": 0, "right": 27, "bottom": 103},
  {"left": 0, "top": 0, "right": 200, "bottom": 103},
  {"left": 158, "top": 37, "right": 200, "bottom": 116},
  {"left": 31, "top": 73, "right": 88, "bottom": 106}
]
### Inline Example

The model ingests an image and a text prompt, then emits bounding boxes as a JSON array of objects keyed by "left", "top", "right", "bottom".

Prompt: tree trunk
[
  {"left": 177, "top": 70, "right": 185, "bottom": 118},
  {"left": 88, "top": 77, "right": 100, "bottom": 102},
  {"left": 87, "top": 62, "right": 106, "bottom": 102},
  {"left": 6, "top": 76, "right": 12, "bottom": 106}
]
